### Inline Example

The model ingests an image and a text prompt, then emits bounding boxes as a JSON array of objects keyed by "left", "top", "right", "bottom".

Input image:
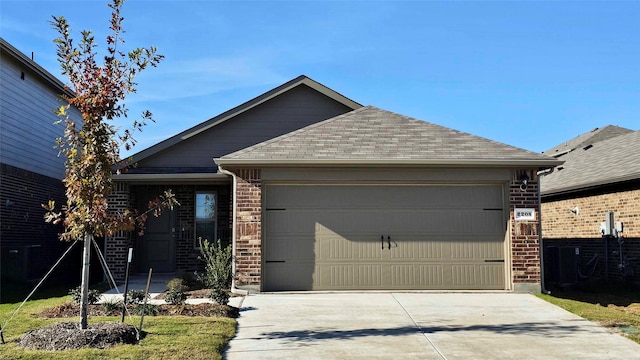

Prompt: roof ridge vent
[{"left": 583, "top": 144, "right": 593, "bottom": 151}]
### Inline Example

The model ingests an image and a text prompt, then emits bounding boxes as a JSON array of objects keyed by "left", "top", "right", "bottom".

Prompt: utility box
[
  {"left": 545, "top": 246, "right": 579, "bottom": 284},
  {"left": 1, "top": 245, "right": 44, "bottom": 282},
  {"left": 601, "top": 211, "right": 615, "bottom": 236}
]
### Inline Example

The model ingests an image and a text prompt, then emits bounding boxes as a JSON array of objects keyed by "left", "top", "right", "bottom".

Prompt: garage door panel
[
  {"left": 449, "top": 238, "right": 504, "bottom": 259},
  {"left": 417, "top": 265, "right": 444, "bottom": 287},
  {"left": 265, "top": 262, "right": 314, "bottom": 291},
  {"left": 390, "top": 265, "right": 415, "bottom": 287},
  {"left": 389, "top": 240, "right": 414, "bottom": 259},
  {"left": 330, "top": 265, "right": 355, "bottom": 287},
  {"left": 265, "top": 235, "right": 315, "bottom": 262},
  {"left": 417, "top": 240, "right": 445, "bottom": 259},
  {"left": 451, "top": 264, "right": 504, "bottom": 289},
  {"left": 269, "top": 209, "right": 503, "bottom": 237},
  {"left": 267, "top": 185, "right": 503, "bottom": 209},
  {"left": 264, "top": 184, "right": 507, "bottom": 291},
  {"left": 318, "top": 237, "right": 382, "bottom": 261},
  {"left": 316, "top": 264, "right": 384, "bottom": 289},
  {"left": 358, "top": 265, "right": 383, "bottom": 287}
]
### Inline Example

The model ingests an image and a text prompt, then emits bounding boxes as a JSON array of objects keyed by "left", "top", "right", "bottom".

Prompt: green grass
[
  {"left": 0, "top": 296, "right": 236, "bottom": 359},
  {"left": 537, "top": 292, "right": 640, "bottom": 344}
]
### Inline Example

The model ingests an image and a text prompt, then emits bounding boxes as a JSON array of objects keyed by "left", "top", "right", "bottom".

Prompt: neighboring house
[
  {"left": 0, "top": 38, "right": 82, "bottom": 287},
  {"left": 110, "top": 75, "right": 560, "bottom": 293},
  {"left": 541, "top": 126, "right": 640, "bottom": 285}
]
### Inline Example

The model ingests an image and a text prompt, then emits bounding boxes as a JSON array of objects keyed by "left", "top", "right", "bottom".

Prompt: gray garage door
[{"left": 264, "top": 184, "right": 507, "bottom": 291}]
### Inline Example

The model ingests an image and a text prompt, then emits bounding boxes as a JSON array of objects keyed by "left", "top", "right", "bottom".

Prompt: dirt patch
[
  {"left": 18, "top": 322, "right": 138, "bottom": 350},
  {"left": 608, "top": 303, "right": 640, "bottom": 316},
  {"left": 36, "top": 301, "right": 239, "bottom": 318},
  {"left": 551, "top": 288, "right": 640, "bottom": 317}
]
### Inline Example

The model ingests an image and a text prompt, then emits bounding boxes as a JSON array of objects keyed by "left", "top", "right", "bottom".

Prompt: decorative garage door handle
[{"left": 380, "top": 235, "right": 398, "bottom": 250}]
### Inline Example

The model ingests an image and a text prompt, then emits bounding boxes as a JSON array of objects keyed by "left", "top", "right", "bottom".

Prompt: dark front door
[{"left": 138, "top": 193, "right": 177, "bottom": 273}]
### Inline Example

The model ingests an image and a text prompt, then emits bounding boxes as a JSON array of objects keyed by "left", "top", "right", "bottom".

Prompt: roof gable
[
  {"left": 217, "top": 106, "right": 561, "bottom": 167},
  {"left": 543, "top": 125, "right": 633, "bottom": 158},
  {"left": 541, "top": 130, "right": 640, "bottom": 195},
  {"left": 127, "top": 75, "right": 362, "bottom": 164}
]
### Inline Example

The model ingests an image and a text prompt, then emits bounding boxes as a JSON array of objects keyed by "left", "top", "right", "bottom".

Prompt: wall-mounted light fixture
[
  {"left": 519, "top": 172, "right": 529, "bottom": 192},
  {"left": 570, "top": 206, "right": 579, "bottom": 215}
]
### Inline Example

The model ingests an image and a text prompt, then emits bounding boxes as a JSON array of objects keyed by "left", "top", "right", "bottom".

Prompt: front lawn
[
  {"left": 0, "top": 296, "right": 236, "bottom": 359},
  {"left": 538, "top": 287, "right": 640, "bottom": 345}
]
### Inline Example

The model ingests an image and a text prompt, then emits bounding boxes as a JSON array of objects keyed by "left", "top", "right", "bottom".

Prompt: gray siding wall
[
  {"left": 0, "top": 53, "right": 80, "bottom": 179},
  {"left": 137, "top": 84, "right": 353, "bottom": 169}
]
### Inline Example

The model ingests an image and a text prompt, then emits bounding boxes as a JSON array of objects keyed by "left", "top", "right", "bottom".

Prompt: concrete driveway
[{"left": 224, "top": 293, "right": 640, "bottom": 360}]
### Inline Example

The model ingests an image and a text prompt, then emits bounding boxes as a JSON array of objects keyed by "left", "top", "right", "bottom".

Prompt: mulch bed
[
  {"left": 36, "top": 301, "right": 240, "bottom": 318},
  {"left": 18, "top": 322, "right": 139, "bottom": 350}
]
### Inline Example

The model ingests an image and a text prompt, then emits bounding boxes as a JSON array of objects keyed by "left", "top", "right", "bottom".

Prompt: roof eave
[
  {"left": 541, "top": 172, "right": 640, "bottom": 197},
  {"left": 215, "top": 158, "right": 564, "bottom": 168},
  {"left": 0, "top": 37, "right": 73, "bottom": 97},
  {"left": 112, "top": 172, "right": 229, "bottom": 183}
]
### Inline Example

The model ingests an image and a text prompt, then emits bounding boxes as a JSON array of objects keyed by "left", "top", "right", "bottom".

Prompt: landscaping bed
[{"left": 37, "top": 301, "right": 239, "bottom": 318}]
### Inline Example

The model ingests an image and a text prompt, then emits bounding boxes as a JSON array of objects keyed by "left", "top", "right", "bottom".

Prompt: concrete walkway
[
  {"left": 100, "top": 273, "right": 173, "bottom": 304},
  {"left": 224, "top": 293, "right": 640, "bottom": 360},
  {"left": 100, "top": 273, "right": 243, "bottom": 307}
]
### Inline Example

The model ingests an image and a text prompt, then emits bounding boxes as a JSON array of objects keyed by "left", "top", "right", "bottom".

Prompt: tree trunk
[{"left": 80, "top": 233, "right": 92, "bottom": 329}]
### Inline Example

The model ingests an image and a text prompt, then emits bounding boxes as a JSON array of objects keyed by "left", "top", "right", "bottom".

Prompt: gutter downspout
[
  {"left": 537, "top": 168, "right": 554, "bottom": 295},
  {"left": 217, "top": 165, "right": 249, "bottom": 297}
]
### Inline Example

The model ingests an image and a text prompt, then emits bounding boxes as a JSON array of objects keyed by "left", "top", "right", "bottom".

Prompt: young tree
[{"left": 44, "top": 0, "right": 177, "bottom": 329}]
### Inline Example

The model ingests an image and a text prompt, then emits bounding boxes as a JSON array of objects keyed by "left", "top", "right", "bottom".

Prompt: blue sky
[{"left": 1, "top": 0, "right": 638, "bottom": 158}]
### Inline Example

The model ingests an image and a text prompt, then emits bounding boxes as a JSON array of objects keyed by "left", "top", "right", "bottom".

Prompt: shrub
[
  {"left": 133, "top": 303, "right": 160, "bottom": 316},
  {"left": 167, "top": 278, "right": 188, "bottom": 292},
  {"left": 180, "top": 273, "right": 204, "bottom": 290},
  {"left": 165, "top": 289, "right": 187, "bottom": 305},
  {"left": 101, "top": 298, "right": 123, "bottom": 313},
  {"left": 196, "top": 238, "right": 233, "bottom": 305},
  {"left": 69, "top": 286, "right": 101, "bottom": 305},
  {"left": 209, "top": 288, "right": 230, "bottom": 306},
  {"left": 126, "top": 289, "right": 148, "bottom": 305}
]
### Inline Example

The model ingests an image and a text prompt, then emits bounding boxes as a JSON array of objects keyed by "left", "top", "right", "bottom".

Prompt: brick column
[
  {"left": 106, "top": 182, "right": 131, "bottom": 281},
  {"left": 233, "top": 169, "right": 262, "bottom": 290},
  {"left": 510, "top": 170, "right": 541, "bottom": 293}
]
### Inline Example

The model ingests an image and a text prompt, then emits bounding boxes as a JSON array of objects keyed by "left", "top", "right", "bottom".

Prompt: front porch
[{"left": 105, "top": 177, "right": 232, "bottom": 281}]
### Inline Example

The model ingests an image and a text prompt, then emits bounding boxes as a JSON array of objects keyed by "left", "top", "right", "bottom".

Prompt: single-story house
[
  {"left": 0, "top": 38, "right": 83, "bottom": 289},
  {"left": 109, "top": 75, "right": 561, "bottom": 293},
  {"left": 541, "top": 126, "right": 640, "bottom": 285}
]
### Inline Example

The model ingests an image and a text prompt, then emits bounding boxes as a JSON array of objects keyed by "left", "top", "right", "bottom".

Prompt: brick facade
[
  {"left": 0, "top": 163, "right": 69, "bottom": 282},
  {"left": 105, "top": 182, "right": 131, "bottom": 281},
  {"left": 542, "top": 188, "right": 640, "bottom": 239},
  {"left": 231, "top": 169, "right": 262, "bottom": 288},
  {"left": 509, "top": 170, "right": 541, "bottom": 290},
  {"left": 542, "top": 186, "right": 640, "bottom": 283}
]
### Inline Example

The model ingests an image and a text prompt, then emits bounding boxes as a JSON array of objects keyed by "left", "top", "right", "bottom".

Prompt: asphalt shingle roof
[
  {"left": 541, "top": 130, "right": 640, "bottom": 195},
  {"left": 217, "top": 106, "right": 559, "bottom": 166},
  {"left": 542, "top": 125, "right": 633, "bottom": 158}
]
